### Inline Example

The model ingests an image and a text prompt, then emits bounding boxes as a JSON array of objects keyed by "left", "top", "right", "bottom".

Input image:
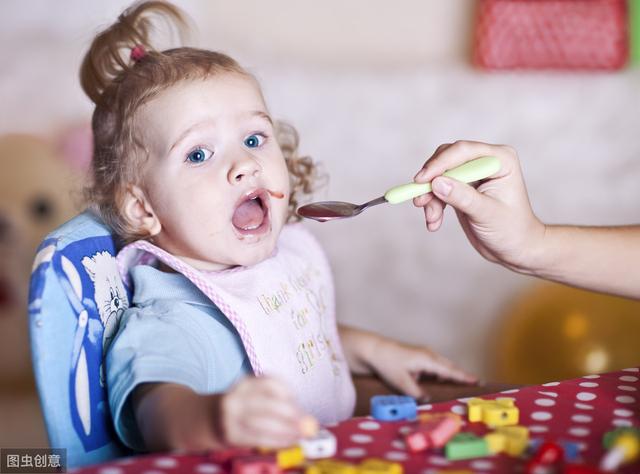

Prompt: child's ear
[{"left": 122, "top": 185, "right": 161, "bottom": 237}]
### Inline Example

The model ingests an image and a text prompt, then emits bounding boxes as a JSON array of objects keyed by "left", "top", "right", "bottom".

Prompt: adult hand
[{"left": 413, "top": 140, "right": 545, "bottom": 273}]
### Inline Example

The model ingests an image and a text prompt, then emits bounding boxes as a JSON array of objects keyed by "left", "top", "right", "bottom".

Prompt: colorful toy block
[
  {"left": 231, "top": 455, "right": 281, "bottom": 474},
  {"left": 445, "top": 433, "right": 489, "bottom": 460},
  {"left": 370, "top": 395, "right": 417, "bottom": 421},
  {"left": 484, "top": 432, "right": 507, "bottom": 454},
  {"left": 560, "top": 440, "right": 580, "bottom": 463},
  {"left": 404, "top": 414, "right": 461, "bottom": 452},
  {"left": 275, "top": 446, "right": 305, "bottom": 469},
  {"left": 305, "top": 459, "right": 357, "bottom": 474},
  {"left": 467, "top": 397, "right": 518, "bottom": 427},
  {"left": 495, "top": 426, "right": 529, "bottom": 456},
  {"left": 602, "top": 427, "right": 640, "bottom": 450},
  {"left": 601, "top": 427, "right": 640, "bottom": 471},
  {"left": 358, "top": 458, "right": 403, "bottom": 474},
  {"left": 525, "top": 441, "right": 564, "bottom": 474},
  {"left": 300, "top": 429, "right": 337, "bottom": 459},
  {"left": 534, "top": 441, "right": 564, "bottom": 464}
]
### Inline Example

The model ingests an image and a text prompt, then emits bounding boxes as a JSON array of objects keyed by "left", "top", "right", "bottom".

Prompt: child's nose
[{"left": 228, "top": 151, "right": 262, "bottom": 184}]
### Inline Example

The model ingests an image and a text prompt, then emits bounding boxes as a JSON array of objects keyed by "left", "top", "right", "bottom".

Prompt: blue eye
[
  {"left": 244, "top": 134, "right": 264, "bottom": 148},
  {"left": 186, "top": 147, "right": 213, "bottom": 164}
]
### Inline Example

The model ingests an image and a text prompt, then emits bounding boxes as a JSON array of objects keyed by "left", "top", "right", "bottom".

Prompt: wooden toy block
[
  {"left": 495, "top": 426, "right": 529, "bottom": 456},
  {"left": 467, "top": 397, "right": 518, "bottom": 427},
  {"left": 275, "top": 446, "right": 305, "bottom": 469},
  {"left": 300, "top": 429, "right": 337, "bottom": 459},
  {"left": 371, "top": 395, "right": 417, "bottom": 421},
  {"left": 404, "top": 414, "right": 461, "bottom": 452},
  {"left": 445, "top": 433, "right": 489, "bottom": 460},
  {"left": 484, "top": 432, "right": 507, "bottom": 454},
  {"left": 358, "top": 458, "right": 403, "bottom": 474},
  {"left": 231, "top": 455, "right": 282, "bottom": 474},
  {"left": 305, "top": 459, "right": 358, "bottom": 474}
]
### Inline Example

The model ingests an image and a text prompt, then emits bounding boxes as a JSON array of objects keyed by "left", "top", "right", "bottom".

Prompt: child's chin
[{"left": 235, "top": 242, "right": 276, "bottom": 267}]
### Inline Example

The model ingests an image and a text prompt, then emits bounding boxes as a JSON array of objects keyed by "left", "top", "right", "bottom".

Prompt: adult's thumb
[{"left": 431, "top": 176, "right": 491, "bottom": 220}]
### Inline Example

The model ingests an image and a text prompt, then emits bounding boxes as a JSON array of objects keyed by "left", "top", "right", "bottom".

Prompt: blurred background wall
[{"left": 1, "top": 0, "right": 639, "bottom": 446}]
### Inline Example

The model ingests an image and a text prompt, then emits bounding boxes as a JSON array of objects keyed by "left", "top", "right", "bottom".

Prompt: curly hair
[{"left": 80, "top": 0, "right": 321, "bottom": 242}]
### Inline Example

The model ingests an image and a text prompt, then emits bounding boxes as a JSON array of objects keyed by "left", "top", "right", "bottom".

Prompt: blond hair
[{"left": 80, "top": 1, "right": 319, "bottom": 242}]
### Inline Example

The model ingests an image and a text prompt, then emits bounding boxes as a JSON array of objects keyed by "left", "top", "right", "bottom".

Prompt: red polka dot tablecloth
[{"left": 74, "top": 368, "right": 640, "bottom": 474}]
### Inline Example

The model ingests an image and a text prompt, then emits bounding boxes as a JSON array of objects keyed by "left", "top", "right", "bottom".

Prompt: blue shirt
[{"left": 106, "top": 264, "right": 252, "bottom": 451}]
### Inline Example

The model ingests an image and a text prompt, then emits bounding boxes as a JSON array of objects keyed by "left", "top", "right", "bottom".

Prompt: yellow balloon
[{"left": 492, "top": 282, "right": 640, "bottom": 384}]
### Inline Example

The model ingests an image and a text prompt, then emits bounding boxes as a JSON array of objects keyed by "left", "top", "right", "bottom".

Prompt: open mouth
[{"left": 231, "top": 189, "right": 271, "bottom": 236}]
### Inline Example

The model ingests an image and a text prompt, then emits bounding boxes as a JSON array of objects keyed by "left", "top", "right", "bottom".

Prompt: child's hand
[
  {"left": 366, "top": 337, "right": 478, "bottom": 400},
  {"left": 219, "top": 376, "right": 313, "bottom": 449},
  {"left": 339, "top": 325, "right": 476, "bottom": 401},
  {"left": 412, "top": 140, "right": 546, "bottom": 274}
]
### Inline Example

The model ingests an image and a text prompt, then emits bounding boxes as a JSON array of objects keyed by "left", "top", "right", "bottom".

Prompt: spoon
[{"left": 297, "top": 156, "right": 500, "bottom": 222}]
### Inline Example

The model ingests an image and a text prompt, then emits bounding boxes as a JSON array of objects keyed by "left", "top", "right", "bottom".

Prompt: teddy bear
[{"left": 0, "top": 126, "right": 91, "bottom": 444}]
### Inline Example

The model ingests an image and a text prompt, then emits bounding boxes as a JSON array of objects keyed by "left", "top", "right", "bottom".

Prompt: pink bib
[{"left": 117, "top": 224, "right": 355, "bottom": 423}]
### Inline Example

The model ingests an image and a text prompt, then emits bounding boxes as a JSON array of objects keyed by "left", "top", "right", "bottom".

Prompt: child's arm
[
  {"left": 131, "top": 377, "right": 308, "bottom": 451},
  {"left": 413, "top": 140, "right": 640, "bottom": 299},
  {"left": 338, "top": 324, "right": 476, "bottom": 400}
]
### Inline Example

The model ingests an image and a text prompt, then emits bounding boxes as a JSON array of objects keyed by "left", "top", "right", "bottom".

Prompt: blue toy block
[
  {"left": 370, "top": 395, "right": 417, "bottom": 421},
  {"left": 560, "top": 440, "right": 580, "bottom": 463}
]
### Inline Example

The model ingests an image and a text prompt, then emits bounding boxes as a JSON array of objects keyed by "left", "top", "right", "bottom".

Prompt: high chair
[{"left": 28, "top": 211, "right": 132, "bottom": 468}]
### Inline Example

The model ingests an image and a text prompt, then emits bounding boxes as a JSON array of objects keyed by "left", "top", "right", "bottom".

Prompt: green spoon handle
[{"left": 383, "top": 156, "right": 501, "bottom": 204}]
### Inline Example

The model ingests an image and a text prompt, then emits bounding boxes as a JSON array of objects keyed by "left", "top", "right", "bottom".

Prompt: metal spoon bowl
[
  {"left": 297, "top": 156, "right": 500, "bottom": 223},
  {"left": 297, "top": 197, "right": 387, "bottom": 222}
]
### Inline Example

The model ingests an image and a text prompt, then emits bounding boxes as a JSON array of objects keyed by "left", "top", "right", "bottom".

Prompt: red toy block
[
  {"left": 404, "top": 414, "right": 461, "bottom": 453},
  {"left": 534, "top": 441, "right": 564, "bottom": 465}
]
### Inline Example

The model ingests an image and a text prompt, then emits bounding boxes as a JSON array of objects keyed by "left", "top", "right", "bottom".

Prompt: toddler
[{"left": 80, "top": 1, "right": 475, "bottom": 453}]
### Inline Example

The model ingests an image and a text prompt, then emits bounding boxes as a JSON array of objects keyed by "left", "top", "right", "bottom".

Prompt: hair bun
[{"left": 80, "top": 1, "right": 187, "bottom": 105}]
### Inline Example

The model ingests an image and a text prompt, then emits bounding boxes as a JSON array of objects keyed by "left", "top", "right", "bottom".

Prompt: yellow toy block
[
  {"left": 276, "top": 445, "right": 305, "bottom": 469},
  {"left": 357, "top": 458, "right": 403, "bottom": 474},
  {"left": 484, "top": 432, "right": 507, "bottom": 454},
  {"left": 495, "top": 425, "right": 529, "bottom": 456},
  {"left": 466, "top": 397, "right": 518, "bottom": 427},
  {"left": 306, "top": 459, "right": 358, "bottom": 474}
]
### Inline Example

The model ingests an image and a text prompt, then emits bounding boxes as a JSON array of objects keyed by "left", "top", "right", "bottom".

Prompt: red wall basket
[{"left": 473, "top": 0, "right": 629, "bottom": 70}]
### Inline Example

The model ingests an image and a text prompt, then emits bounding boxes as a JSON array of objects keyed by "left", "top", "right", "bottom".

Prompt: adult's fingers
[
  {"left": 414, "top": 140, "right": 509, "bottom": 184},
  {"left": 431, "top": 176, "right": 496, "bottom": 224}
]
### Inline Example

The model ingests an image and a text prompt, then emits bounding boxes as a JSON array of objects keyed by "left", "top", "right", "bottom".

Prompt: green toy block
[
  {"left": 603, "top": 427, "right": 640, "bottom": 449},
  {"left": 632, "top": 0, "right": 640, "bottom": 65},
  {"left": 445, "top": 433, "right": 489, "bottom": 460}
]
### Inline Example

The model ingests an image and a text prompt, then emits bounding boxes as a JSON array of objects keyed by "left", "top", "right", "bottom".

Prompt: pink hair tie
[{"left": 130, "top": 45, "right": 146, "bottom": 62}]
